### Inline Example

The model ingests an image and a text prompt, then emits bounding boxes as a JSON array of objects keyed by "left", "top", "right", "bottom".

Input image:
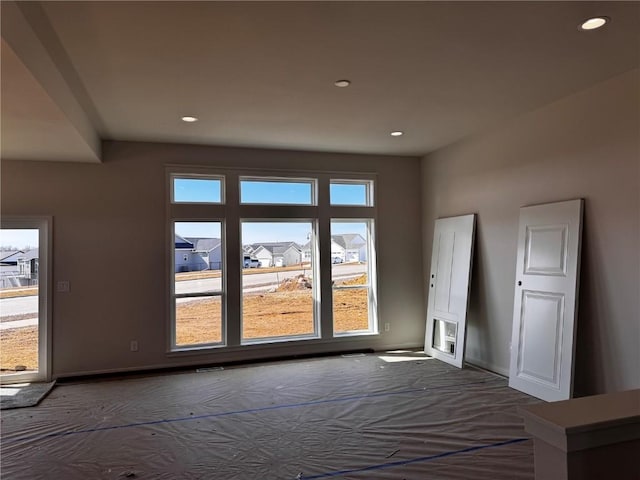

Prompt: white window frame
[
  {"left": 239, "top": 176, "right": 317, "bottom": 206},
  {"left": 167, "top": 167, "right": 378, "bottom": 354},
  {"left": 168, "top": 169, "right": 228, "bottom": 352},
  {"left": 329, "top": 179, "right": 374, "bottom": 207},
  {"left": 240, "top": 218, "right": 319, "bottom": 344},
  {"left": 0, "top": 216, "right": 52, "bottom": 384},
  {"left": 170, "top": 174, "right": 225, "bottom": 204},
  {"left": 171, "top": 220, "right": 226, "bottom": 349},
  {"left": 330, "top": 218, "right": 378, "bottom": 336}
]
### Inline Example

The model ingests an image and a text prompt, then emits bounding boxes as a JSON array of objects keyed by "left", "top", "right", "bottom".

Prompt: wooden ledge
[{"left": 520, "top": 389, "right": 640, "bottom": 451}]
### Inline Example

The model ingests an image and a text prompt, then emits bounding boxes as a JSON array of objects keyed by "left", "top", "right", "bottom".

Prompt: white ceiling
[{"left": 1, "top": 1, "right": 639, "bottom": 162}]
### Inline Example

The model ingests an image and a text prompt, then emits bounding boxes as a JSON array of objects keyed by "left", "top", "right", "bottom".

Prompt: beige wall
[
  {"left": 3, "top": 70, "right": 637, "bottom": 391},
  {"left": 421, "top": 69, "right": 640, "bottom": 395},
  {"left": 1, "top": 144, "right": 424, "bottom": 377}
]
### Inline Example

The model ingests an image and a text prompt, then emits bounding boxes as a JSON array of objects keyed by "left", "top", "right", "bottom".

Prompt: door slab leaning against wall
[
  {"left": 424, "top": 214, "right": 476, "bottom": 368},
  {"left": 509, "top": 199, "right": 583, "bottom": 402}
]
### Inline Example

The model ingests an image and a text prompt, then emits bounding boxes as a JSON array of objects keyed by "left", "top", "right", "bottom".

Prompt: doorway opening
[{"left": 0, "top": 218, "right": 51, "bottom": 384}]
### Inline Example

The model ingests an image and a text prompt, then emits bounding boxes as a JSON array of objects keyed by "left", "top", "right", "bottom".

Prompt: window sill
[{"left": 166, "top": 332, "right": 381, "bottom": 357}]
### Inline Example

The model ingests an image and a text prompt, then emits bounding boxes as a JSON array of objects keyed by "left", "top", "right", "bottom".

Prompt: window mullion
[
  {"left": 224, "top": 172, "right": 241, "bottom": 347},
  {"left": 317, "top": 175, "right": 333, "bottom": 340},
  {"left": 175, "top": 292, "right": 223, "bottom": 299},
  {"left": 333, "top": 285, "right": 369, "bottom": 291}
]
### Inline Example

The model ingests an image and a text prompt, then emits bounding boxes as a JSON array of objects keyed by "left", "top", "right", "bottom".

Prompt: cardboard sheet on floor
[
  {"left": 0, "top": 381, "right": 56, "bottom": 409},
  {"left": 0, "top": 354, "right": 540, "bottom": 479}
]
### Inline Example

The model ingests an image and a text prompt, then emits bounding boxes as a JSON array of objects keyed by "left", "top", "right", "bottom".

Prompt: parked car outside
[
  {"left": 243, "top": 255, "right": 260, "bottom": 268},
  {"left": 331, "top": 256, "right": 343, "bottom": 264}
]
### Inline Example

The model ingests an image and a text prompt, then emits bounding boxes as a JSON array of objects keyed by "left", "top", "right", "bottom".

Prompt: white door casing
[
  {"left": 509, "top": 199, "right": 583, "bottom": 402},
  {"left": 0, "top": 217, "right": 52, "bottom": 384},
  {"left": 424, "top": 214, "right": 476, "bottom": 368}
]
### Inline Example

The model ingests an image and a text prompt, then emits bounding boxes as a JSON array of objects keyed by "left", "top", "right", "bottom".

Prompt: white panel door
[
  {"left": 424, "top": 214, "right": 476, "bottom": 368},
  {"left": 509, "top": 199, "right": 583, "bottom": 401}
]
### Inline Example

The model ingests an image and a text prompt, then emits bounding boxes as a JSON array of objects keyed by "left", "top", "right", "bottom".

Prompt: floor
[{"left": 0, "top": 352, "right": 540, "bottom": 479}]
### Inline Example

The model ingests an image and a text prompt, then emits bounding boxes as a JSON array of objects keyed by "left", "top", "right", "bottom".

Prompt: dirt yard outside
[
  {"left": 1, "top": 274, "right": 369, "bottom": 372},
  {"left": 176, "top": 276, "right": 368, "bottom": 345},
  {"left": 0, "top": 287, "right": 38, "bottom": 299},
  {"left": 0, "top": 326, "right": 38, "bottom": 373}
]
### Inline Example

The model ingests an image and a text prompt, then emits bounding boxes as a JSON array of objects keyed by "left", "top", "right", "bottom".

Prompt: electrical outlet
[
  {"left": 130, "top": 340, "right": 138, "bottom": 352},
  {"left": 57, "top": 281, "right": 70, "bottom": 292},
  {"left": 384, "top": 323, "right": 390, "bottom": 332}
]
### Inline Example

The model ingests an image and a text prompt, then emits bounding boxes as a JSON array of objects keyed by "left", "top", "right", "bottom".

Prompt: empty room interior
[{"left": 1, "top": 1, "right": 639, "bottom": 479}]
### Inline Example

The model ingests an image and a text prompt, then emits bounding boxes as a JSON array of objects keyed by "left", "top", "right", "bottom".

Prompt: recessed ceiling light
[
  {"left": 579, "top": 17, "right": 609, "bottom": 31},
  {"left": 334, "top": 79, "right": 351, "bottom": 88},
  {"left": 181, "top": 116, "right": 198, "bottom": 123},
  {"left": 390, "top": 131, "right": 404, "bottom": 137}
]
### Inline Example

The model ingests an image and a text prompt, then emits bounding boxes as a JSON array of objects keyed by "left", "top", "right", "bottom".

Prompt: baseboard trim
[{"left": 465, "top": 357, "right": 509, "bottom": 377}]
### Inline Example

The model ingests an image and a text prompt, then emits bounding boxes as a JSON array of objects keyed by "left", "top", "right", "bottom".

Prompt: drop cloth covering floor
[{"left": 0, "top": 353, "right": 540, "bottom": 479}]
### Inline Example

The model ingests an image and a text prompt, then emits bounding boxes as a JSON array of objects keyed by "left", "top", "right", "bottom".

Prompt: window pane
[
  {"left": 174, "top": 222, "right": 222, "bottom": 295},
  {"left": 330, "top": 181, "right": 372, "bottom": 206},
  {"left": 175, "top": 296, "right": 222, "bottom": 346},
  {"left": 0, "top": 229, "right": 39, "bottom": 374},
  {"left": 333, "top": 287, "right": 369, "bottom": 333},
  {"left": 241, "top": 221, "right": 315, "bottom": 341},
  {"left": 173, "top": 177, "right": 222, "bottom": 203},
  {"left": 174, "top": 222, "right": 223, "bottom": 347},
  {"left": 240, "top": 179, "right": 313, "bottom": 205},
  {"left": 331, "top": 220, "right": 374, "bottom": 334},
  {"left": 330, "top": 222, "right": 368, "bottom": 264}
]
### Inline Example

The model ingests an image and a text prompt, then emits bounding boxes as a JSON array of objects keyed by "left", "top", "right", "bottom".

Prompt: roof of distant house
[
  {"left": 175, "top": 234, "right": 193, "bottom": 249},
  {"left": 185, "top": 237, "right": 222, "bottom": 252},
  {"left": 16, "top": 249, "right": 39, "bottom": 262},
  {"left": 250, "top": 242, "right": 302, "bottom": 255},
  {"left": 302, "top": 234, "right": 365, "bottom": 251},
  {"left": 0, "top": 250, "right": 24, "bottom": 263},
  {"left": 331, "top": 234, "right": 366, "bottom": 250}
]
